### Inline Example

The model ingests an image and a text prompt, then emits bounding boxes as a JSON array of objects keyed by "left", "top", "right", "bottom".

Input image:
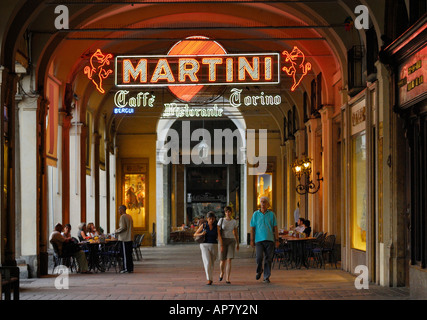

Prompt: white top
[
  {"left": 218, "top": 218, "right": 238, "bottom": 239},
  {"left": 295, "top": 225, "right": 305, "bottom": 233}
]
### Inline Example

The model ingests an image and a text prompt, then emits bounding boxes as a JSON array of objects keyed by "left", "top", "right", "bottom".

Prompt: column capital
[
  {"left": 293, "top": 128, "right": 305, "bottom": 139},
  {"left": 319, "top": 105, "right": 335, "bottom": 119},
  {"left": 284, "top": 138, "right": 295, "bottom": 148},
  {"left": 305, "top": 117, "right": 321, "bottom": 132},
  {"left": 69, "top": 122, "right": 84, "bottom": 135},
  {"left": 17, "top": 96, "right": 39, "bottom": 111}
]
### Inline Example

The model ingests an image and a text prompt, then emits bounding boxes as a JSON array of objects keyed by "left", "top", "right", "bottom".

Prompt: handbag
[{"left": 194, "top": 223, "right": 206, "bottom": 243}]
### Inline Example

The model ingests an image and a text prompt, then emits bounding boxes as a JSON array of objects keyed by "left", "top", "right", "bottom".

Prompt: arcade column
[
  {"left": 320, "top": 105, "right": 334, "bottom": 234},
  {"left": 156, "top": 147, "right": 169, "bottom": 246}
]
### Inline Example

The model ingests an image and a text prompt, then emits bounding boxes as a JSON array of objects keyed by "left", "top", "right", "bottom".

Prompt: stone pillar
[
  {"left": 80, "top": 124, "right": 87, "bottom": 225},
  {"left": 376, "top": 60, "right": 407, "bottom": 287},
  {"left": 294, "top": 129, "right": 307, "bottom": 220},
  {"left": 305, "top": 118, "right": 322, "bottom": 232},
  {"left": 69, "top": 121, "right": 84, "bottom": 230},
  {"left": 109, "top": 145, "right": 117, "bottom": 233},
  {"left": 156, "top": 148, "right": 168, "bottom": 246},
  {"left": 279, "top": 144, "right": 287, "bottom": 229},
  {"left": 37, "top": 96, "right": 49, "bottom": 276},
  {"left": 105, "top": 139, "right": 111, "bottom": 233},
  {"left": 92, "top": 132, "right": 100, "bottom": 228},
  {"left": 1, "top": 68, "right": 18, "bottom": 266},
  {"left": 320, "top": 106, "right": 334, "bottom": 234},
  {"left": 285, "top": 139, "right": 295, "bottom": 228},
  {"left": 240, "top": 149, "right": 248, "bottom": 244},
  {"left": 18, "top": 95, "right": 38, "bottom": 267},
  {"left": 61, "top": 112, "right": 72, "bottom": 225}
]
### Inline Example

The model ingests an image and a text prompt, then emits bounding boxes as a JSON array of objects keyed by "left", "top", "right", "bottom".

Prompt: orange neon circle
[{"left": 167, "top": 36, "right": 227, "bottom": 103}]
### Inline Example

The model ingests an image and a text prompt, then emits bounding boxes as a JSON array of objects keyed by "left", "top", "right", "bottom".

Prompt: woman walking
[
  {"left": 218, "top": 206, "right": 239, "bottom": 284},
  {"left": 194, "top": 211, "right": 218, "bottom": 285}
]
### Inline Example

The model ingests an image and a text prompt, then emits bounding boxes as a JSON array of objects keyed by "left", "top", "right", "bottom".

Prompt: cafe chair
[
  {"left": 321, "top": 234, "right": 337, "bottom": 269},
  {"left": 50, "top": 241, "right": 77, "bottom": 274},
  {"left": 306, "top": 232, "right": 327, "bottom": 268},
  {"left": 100, "top": 240, "right": 122, "bottom": 273},
  {"left": 310, "top": 234, "right": 336, "bottom": 269},
  {"left": 133, "top": 234, "right": 145, "bottom": 261},
  {"left": 272, "top": 239, "right": 292, "bottom": 270}
]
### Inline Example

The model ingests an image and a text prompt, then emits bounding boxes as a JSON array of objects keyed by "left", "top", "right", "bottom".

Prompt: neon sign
[
  {"left": 163, "top": 104, "right": 224, "bottom": 118},
  {"left": 282, "top": 46, "right": 311, "bottom": 92},
  {"left": 115, "top": 53, "right": 280, "bottom": 87},
  {"left": 114, "top": 90, "right": 156, "bottom": 108},
  {"left": 229, "top": 88, "right": 281, "bottom": 107},
  {"left": 114, "top": 108, "right": 135, "bottom": 114},
  {"left": 84, "top": 49, "right": 113, "bottom": 94},
  {"left": 86, "top": 39, "right": 313, "bottom": 97}
]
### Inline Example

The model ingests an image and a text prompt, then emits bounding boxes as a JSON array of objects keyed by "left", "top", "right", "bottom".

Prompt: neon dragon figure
[
  {"left": 84, "top": 49, "right": 113, "bottom": 94},
  {"left": 282, "top": 46, "right": 312, "bottom": 92}
]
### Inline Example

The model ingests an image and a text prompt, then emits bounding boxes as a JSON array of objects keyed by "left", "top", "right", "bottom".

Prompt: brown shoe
[{"left": 206, "top": 280, "right": 213, "bottom": 285}]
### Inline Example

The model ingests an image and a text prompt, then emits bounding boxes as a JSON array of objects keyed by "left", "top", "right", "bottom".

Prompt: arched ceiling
[{"left": 3, "top": 0, "right": 375, "bottom": 138}]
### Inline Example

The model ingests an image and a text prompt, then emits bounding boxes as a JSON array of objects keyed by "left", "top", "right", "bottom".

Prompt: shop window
[{"left": 350, "top": 133, "right": 367, "bottom": 251}]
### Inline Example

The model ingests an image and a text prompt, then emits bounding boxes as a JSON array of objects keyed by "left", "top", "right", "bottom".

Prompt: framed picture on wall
[
  {"left": 255, "top": 173, "right": 273, "bottom": 208},
  {"left": 121, "top": 159, "right": 149, "bottom": 231},
  {"left": 252, "top": 159, "right": 275, "bottom": 211}
]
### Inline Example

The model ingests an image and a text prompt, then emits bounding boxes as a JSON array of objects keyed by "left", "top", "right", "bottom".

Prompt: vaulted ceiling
[{"left": 2, "top": 0, "right": 382, "bottom": 138}]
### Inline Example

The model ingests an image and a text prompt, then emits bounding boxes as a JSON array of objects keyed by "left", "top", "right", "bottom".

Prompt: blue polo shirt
[{"left": 250, "top": 209, "right": 277, "bottom": 243}]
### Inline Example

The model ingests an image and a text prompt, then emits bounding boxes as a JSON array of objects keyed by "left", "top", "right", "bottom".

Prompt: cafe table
[
  {"left": 81, "top": 238, "right": 118, "bottom": 273},
  {"left": 279, "top": 234, "right": 316, "bottom": 269}
]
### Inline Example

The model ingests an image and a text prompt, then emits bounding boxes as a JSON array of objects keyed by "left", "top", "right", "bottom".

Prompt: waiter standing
[{"left": 115, "top": 205, "right": 134, "bottom": 273}]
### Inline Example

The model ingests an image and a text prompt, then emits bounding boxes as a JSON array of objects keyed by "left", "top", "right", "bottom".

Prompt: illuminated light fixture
[
  {"left": 84, "top": 49, "right": 113, "bottom": 94},
  {"left": 282, "top": 46, "right": 311, "bottom": 91},
  {"left": 291, "top": 155, "right": 323, "bottom": 195}
]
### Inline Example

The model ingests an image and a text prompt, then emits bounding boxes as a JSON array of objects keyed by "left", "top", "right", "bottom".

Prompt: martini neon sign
[
  {"left": 115, "top": 53, "right": 280, "bottom": 87},
  {"left": 84, "top": 38, "right": 312, "bottom": 97}
]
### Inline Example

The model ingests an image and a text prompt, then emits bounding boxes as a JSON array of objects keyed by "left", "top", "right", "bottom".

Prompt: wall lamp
[{"left": 291, "top": 155, "right": 323, "bottom": 195}]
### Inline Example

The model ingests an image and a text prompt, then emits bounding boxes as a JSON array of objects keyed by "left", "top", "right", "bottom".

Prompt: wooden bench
[{"left": 1, "top": 266, "right": 20, "bottom": 300}]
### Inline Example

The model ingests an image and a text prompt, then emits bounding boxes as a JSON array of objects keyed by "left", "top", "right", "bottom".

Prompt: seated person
[
  {"left": 86, "top": 222, "right": 99, "bottom": 238},
  {"left": 295, "top": 218, "right": 306, "bottom": 233},
  {"left": 61, "top": 223, "right": 72, "bottom": 239},
  {"left": 303, "top": 220, "right": 311, "bottom": 237},
  {"left": 77, "top": 223, "right": 87, "bottom": 242},
  {"left": 50, "top": 223, "right": 91, "bottom": 274}
]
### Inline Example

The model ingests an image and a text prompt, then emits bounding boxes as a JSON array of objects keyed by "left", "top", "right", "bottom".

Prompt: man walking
[
  {"left": 115, "top": 205, "right": 134, "bottom": 273},
  {"left": 250, "top": 196, "right": 279, "bottom": 283}
]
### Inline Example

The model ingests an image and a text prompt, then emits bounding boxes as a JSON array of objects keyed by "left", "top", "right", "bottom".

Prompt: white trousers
[{"left": 200, "top": 243, "right": 218, "bottom": 281}]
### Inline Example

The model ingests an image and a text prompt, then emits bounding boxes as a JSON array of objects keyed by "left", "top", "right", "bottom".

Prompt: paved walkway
[{"left": 18, "top": 244, "right": 411, "bottom": 301}]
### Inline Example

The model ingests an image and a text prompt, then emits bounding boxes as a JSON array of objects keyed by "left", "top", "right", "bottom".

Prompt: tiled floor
[{"left": 17, "top": 244, "right": 412, "bottom": 301}]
